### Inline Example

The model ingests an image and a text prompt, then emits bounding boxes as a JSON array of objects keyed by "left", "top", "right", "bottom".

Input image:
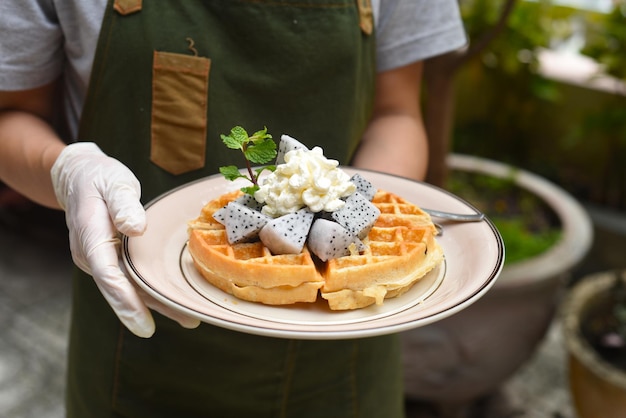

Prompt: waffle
[
  {"left": 187, "top": 189, "right": 443, "bottom": 308},
  {"left": 320, "top": 190, "right": 444, "bottom": 309},
  {"left": 187, "top": 191, "right": 324, "bottom": 304}
]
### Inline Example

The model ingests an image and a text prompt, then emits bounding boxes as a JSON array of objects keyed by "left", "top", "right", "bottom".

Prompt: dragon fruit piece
[
  {"left": 213, "top": 194, "right": 264, "bottom": 225},
  {"left": 307, "top": 218, "right": 363, "bottom": 261},
  {"left": 212, "top": 205, "right": 228, "bottom": 225},
  {"left": 222, "top": 201, "right": 271, "bottom": 244},
  {"left": 276, "top": 134, "right": 309, "bottom": 165},
  {"left": 350, "top": 173, "right": 377, "bottom": 201},
  {"left": 234, "top": 193, "right": 264, "bottom": 212},
  {"left": 259, "top": 208, "right": 315, "bottom": 254},
  {"left": 331, "top": 192, "right": 380, "bottom": 239}
]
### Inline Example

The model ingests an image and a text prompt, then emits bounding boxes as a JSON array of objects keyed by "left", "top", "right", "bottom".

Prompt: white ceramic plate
[{"left": 123, "top": 168, "right": 504, "bottom": 339}]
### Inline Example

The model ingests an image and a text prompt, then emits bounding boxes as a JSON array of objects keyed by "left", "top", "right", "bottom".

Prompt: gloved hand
[{"left": 51, "top": 142, "right": 200, "bottom": 337}]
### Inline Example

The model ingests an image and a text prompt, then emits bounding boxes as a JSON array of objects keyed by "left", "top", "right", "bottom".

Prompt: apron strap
[
  {"left": 114, "top": 0, "right": 142, "bottom": 16},
  {"left": 357, "top": 0, "right": 373, "bottom": 35}
]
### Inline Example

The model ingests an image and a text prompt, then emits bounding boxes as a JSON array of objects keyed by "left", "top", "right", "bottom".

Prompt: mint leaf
[
  {"left": 221, "top": 126, "right": 248, "bottom": 150},
  {"left": 249, "top": 127, "right": 271, "bottom": 143},
  {"left": 241, "top": 185, "right": 259, "bottom": 195},
  {"left": 219, "top": 165, "right": 245, "bottom": 181},
  {"left": 245, "top": 139, "right": 276, "bottom": 164},
  {"left": 218, "top": 125, "right": 278, "bottom": 196}
]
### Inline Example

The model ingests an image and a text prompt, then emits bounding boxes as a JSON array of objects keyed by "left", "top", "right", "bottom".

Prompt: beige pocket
[{"left": 151, "top": 51, "right": 210, "bottom": 175}]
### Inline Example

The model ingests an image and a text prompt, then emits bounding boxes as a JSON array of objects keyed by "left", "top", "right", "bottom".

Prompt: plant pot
[
  {"left": 561, "top": 270, "right": 626, "bottom": 418},
  {"left": 402, "top": 154, "right": 593, "bottom": 415}
]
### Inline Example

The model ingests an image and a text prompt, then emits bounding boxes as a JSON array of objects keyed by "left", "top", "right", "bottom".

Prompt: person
[{"left": 0, "top": 1, "right": 467, "bottom": 416}]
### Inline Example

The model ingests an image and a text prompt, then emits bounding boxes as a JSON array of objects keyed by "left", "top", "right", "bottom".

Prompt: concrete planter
[
  {"left": 561, "top": 270, "right": 626, "bottom": 418},
  {"left": 402, "top": 154, "right": 593, "bottom": 415}
]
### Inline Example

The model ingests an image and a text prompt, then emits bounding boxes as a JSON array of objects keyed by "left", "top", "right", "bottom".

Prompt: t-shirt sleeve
[
  {"left": 0, "top": 1, "right": 65, "bottom": 90},
  {"left": 376, "top": 0, "right": 468, "bottom": 72}
]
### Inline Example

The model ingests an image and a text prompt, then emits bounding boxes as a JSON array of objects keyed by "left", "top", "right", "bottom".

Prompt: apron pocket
[{"left": 151, "top": 50, "right": 210, "bottom": 175}]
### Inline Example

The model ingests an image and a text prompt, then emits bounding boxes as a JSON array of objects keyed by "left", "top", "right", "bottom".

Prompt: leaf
[
  {"left": 219, "top": 165, "right": 245, "bottom": 181},
  {"left": 245, "top": 139, "right": 277, "bottom": 164},
  {"left": 221, "top": 126, "right": 249, "bottom": 150},
  {"left": 218, "top": 125, "right": 279, "bottom": 196},
  {"left": 241, "top": 185, "right": 259, "bottom": 195},
  {"left": 249, "top": 127, "right": 272, "bottom": 143}
]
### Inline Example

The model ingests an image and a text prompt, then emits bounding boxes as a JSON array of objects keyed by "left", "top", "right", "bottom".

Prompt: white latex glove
[{"left": 51, "top": 142, "right": 200, "bottom": 337}]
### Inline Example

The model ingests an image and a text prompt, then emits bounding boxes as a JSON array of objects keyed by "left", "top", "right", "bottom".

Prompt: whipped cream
[{"left": 255, "top": 147, "right": 355, "bottom": 217}]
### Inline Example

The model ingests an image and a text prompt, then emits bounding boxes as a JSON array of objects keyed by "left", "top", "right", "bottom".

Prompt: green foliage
[
  {"left": 453, "top": 1, "right": 578, "bottom": 168},
  {"left": 220, "top": 126, "right": 276, "bottom": 165},
  {"left": 452, "top": 0, "right": 626, "bottom": 209},
  {"left": 219, "top": 126, "right": 277, "bottom": 195},
  {"left": 581, "top": 3, "right": 626, "bottom": 81},
  {"left": 460, "top": 0, "right": 564, "bottom": 75},
  {"left": 491, "top": 217, "right": 561, "bottom": 263},
  {"left": 448, "top": 170, "right": 562, "bottom": 265}
]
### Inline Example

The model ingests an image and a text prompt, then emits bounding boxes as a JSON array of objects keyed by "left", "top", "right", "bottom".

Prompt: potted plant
[
  {"left": 561, "top": 270, "right": 626, "bottom": 418},
  {"left": 402, "top": 154, "right": 593, "bottom": 417}
]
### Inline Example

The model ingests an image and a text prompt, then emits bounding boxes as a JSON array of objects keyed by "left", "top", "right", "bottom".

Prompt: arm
[
  {"left": 0, "top": 81, "right": 67, "bottom": 209},
  {"left": 351, "top": 61, "right": 428, "bottom": 181}
]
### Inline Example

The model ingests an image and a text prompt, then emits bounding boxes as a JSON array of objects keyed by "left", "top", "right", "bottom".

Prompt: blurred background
[
  {"left": 452, "top": 0, "right": 624, "bottom": 220},
  {"left": 2, "top": 0, "right": 625, "bottom": 417}
]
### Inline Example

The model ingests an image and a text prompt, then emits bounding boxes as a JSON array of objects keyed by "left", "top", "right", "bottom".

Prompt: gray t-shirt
[{"left": 0, "top": 0, "right": 466, "bottom": 138}]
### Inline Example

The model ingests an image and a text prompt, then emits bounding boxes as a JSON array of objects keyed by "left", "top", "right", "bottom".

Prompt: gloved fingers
[
  {"left": 51, "top": 142, "right": 146, "bottom": 237},
  {"left": 65, "top": 194, "right": 116, "bottom": 276},
  {"left": 88, "top": 240, "right": 156, "bottom": 338},
  {"left": 136, "top": 285, "right": 202, "bottom": 330},
  {"left": 96, "top": 161, "right": 146, "bottom": 237},
  {"left": 117, "top": 261, "right": 201, "bottom": 329},
  {"left": 68, "top": 196, "right": 155, "bottom": 338},
  {"left": 51, "top": 143, "right": 156, "bottom": 337}
]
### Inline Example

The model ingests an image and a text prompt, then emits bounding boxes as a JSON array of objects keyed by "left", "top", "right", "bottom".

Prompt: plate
[{"left": 123, "top": 168, "right": 504, "bottom": 339}]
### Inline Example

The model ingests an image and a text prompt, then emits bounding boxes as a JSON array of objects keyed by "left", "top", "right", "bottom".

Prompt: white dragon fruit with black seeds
[
  {"left": 213, "top": 194, "right": 264, "bottom": 226},
  {"left": 276, "top": 134, "right": 309, "bottom": 165},
  {"left": 259, "top": 208, "right": 315, "bottom": 255},
  {"left": 350, "top": 173, "right": 377, "bottom": 201},
  {"left": 331, "top": 192, "right": 380, "bottom": 239},
  {"left": 222, "top": 201, "right": 271, "bottom": 244},
  {"left": 212, "top": 205, "right": 228, "bottom": 225},
  {"left": 234, "top": 193, "right": 264, "bottom": 212},
  {"left": 307, "top": 218, "right": 364, "bottom": 261}
]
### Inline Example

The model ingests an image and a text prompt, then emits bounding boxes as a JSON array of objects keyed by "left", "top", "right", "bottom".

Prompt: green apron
[{"left": 67, "top": 1, "right": 404, "bottom": 417}]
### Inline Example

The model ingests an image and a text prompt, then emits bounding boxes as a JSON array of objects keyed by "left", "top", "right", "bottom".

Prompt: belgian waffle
[
  {"left": 320, "top": 190, "right": 444, "bottom": 310},
  {"left": 187, "top": 189, "right": 443, "bottom": 308},
  {"left": 187, "top": 191, "right": 324, "bottom": 305}
]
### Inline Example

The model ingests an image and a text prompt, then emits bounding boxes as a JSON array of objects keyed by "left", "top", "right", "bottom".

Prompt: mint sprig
[{"left": 219, "top": 126, "right": 277, "bottom": 195}]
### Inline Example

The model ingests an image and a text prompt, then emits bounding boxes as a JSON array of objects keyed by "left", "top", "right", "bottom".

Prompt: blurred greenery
[
  {"left": 581, "top": 3, "right": 626, "bottom": 81},
  {"left": 461, "top": 0, "right": 559, "bottom": 75},
  {"left": 447, "top": 169, "right": 562, "bottom": 265},
  {"left": 453, "top": 0, "right": 626, "bottom": 209}
]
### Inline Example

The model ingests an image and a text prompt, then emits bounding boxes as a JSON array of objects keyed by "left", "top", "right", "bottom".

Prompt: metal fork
[
  {"left": 422, "top": 208, "right": 485, "bottom": 222},
  {"left": 421, "top": 208, "right": 485, "bottom": 236}
]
